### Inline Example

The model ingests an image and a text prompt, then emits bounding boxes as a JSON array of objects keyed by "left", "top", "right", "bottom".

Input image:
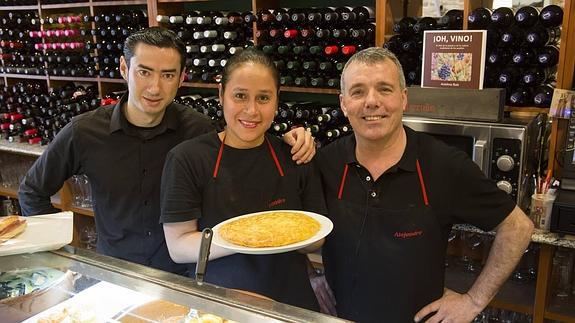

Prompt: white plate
[
  {"left": 212, "top": 210, "right": 333, "bottom": 255},
  {"left": 0, "top": 212, "right": 73, "bottom": 256}
]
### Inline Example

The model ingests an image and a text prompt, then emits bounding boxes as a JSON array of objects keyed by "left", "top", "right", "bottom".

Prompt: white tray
[
  {"left": 0, "top": 211, "right": 74, "bottom": 256},
  {"left": 21, "top": 281, "right": 155, "bottom": 323}
]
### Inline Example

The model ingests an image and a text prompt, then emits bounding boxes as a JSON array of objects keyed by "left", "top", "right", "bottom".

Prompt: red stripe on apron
[
  {"left": 415, "top": 159, "right": 429, "bottom": 206},
  {"left": 266, "top": 137, "right": 284, "bottom": 177},
  {"left": 213, "top": 137, "right": 225, "bottom": 178},
  {"left": 212, "top": 134, "right": 285, "bottom": 178},
  {"left": 337, "top": 164, "right": 349, "bottom": 200},
  {"left": 336, "top": 159, "right": 429, "bottom": 206}
]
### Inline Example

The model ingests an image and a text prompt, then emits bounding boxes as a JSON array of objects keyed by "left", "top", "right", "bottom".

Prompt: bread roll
[{"left": 0, "top": 216, "right": 27, "bottom": 242}]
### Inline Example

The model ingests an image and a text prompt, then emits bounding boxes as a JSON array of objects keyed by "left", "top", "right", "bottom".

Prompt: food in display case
[
  {"left": 0, "top": 268, "right": 74, "bottom": 322},
  {"left": 118, "top": 300, "right": 236, "bottom": 323},
  {"left": 1, "top": 250, "right": 344, "bottom": 323},
  {"left": 37, "top": 306, "right": 97, "bottom": 323}
]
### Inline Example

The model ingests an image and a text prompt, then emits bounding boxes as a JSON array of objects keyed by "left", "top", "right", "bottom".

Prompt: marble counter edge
[
  {"left": 0, "top": 140, "right": 45, "bottom": 157},
  {"left": 453, "top": 224, "right": 575, "bottom": 249}
]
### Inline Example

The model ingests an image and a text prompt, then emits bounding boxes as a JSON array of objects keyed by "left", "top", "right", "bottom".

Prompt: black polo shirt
[
  {"left": 316, "top": 126, "right": 516, "bottom": 322},
  {"left": 318, "top": 126, "right": 515, "bottom": 229},
  {"left": 19, "top": 95, "right": 213, "bottom": 274}
]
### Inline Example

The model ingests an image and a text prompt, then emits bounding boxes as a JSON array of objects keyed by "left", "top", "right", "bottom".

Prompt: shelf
[
  {"left": 0, "top": 140, "right": 45, "bottom": 157},
  {"left": 0, "top": 187, "right": 18, "bottom": 199},
  {"left": 0, "top": 190, "right": 64, "bottom": 210},
  {"left": 454, "top": 224, "right": 575, "bottom": 250},
  {"left": 545, "top": 309, "right": 575, "bottom": 322},
  {"left": 545, "top": 298, "right": 575, "bottom": 321},
  {"left": 280, "top": 86, "right": 339, "bottom": 94},
  {"left": 89, "top": 0, "right": 147, "bottom": 6},
  {"left": 41, "top": 1, "right": 90, "bottom": 9},
  {"left": 1, "top": 75, "right": 123, "bottom": 84},
  {"left": 182, "top": 82, "right": 219, "bottom": 89},
  {"left": 1, "top": 73, "right": 47, "bottom": 80},
  {"left": 505, "top": 106, "right": 550, "bottom": 114},
  {"left": 180, "top": 82, "right": 341, "bottom": 94},
  {"left": 69, "top": 205, "right": 94, "bottom": 217},
  {"left": 445, "top": 266, "right": 535, "bottom": 314},
  {"left": 39, "top": 0, "right": 146, "bottom": 9},
  {"left": 97, "top": 77, "right": 126, "bottom": 83},
  {"left": 50, "top": 76, "right": 99, "bottom": 82},
  {"left": 0, "top": 5, "right": 39, "bottom": 10},
  {"left": 158, "top": 0, "right": 210, "bottom": 2}
]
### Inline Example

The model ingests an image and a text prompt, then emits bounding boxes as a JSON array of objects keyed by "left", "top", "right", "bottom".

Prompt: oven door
[{"left": 402, "top": 117, "right": 491, "bottom": 175}]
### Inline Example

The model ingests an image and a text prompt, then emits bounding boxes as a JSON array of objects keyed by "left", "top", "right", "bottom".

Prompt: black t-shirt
[
  {"left": 161, "top": 132, "right": 326, "bottom": 223},
  {"left": 19, "top": 95, "right": 214, "bottom": 274},
  {"left": 160, "top": 132, "right": 326, "bottom": 310}
]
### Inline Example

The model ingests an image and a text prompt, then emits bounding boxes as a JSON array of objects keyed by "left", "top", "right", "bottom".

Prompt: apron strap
[
  {"left": 266, "top": 137, "right": 284, "bottom": 177},
  {"left": 415, "top": 159, "right": 429, "bottom": 206},
  {"left": 213, "top": 134, "right": 285, "bottom": 178},
  {"left": 212, "top": 136, "right": 225, "bottom": 178},
  {"left": 337, "top": 164, "right": 349, "bottom": 200}
]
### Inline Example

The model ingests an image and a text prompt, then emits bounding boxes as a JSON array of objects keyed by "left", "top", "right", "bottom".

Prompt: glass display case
[{"left": 0, "top": 247, "right": 348, "bottom": 323}]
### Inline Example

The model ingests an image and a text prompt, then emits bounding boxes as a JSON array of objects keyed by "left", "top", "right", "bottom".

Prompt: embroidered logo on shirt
[
  {"left": 393, "top": 230, "right": 424, "bottom": 239},
  {"left": 268, "top": 198, "right": 286, "bottom": 208}
]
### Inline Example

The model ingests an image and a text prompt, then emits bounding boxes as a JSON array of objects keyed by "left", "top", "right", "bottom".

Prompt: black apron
[
  {"left": 324, "top": 159, "right": 446, "bottom": 323},
  {"left": 190, "top": 134, "right": 319, "bottom": 311}
]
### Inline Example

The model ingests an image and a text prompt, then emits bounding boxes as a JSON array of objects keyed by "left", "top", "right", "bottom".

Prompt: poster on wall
[{"left": 421, "top": 30, "right": 487, "bottom": 89}]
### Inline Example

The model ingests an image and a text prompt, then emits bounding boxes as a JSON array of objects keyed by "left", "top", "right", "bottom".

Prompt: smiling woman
[
  {"left": 217, "top": 60, "right": 278, "bottom": 149},
  {"left": 160, "top": 48, "right": 327, "bottom": 311}
]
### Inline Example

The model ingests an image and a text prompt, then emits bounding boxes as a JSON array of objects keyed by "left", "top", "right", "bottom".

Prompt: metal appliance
[{"left": 403, "top": 114, "right": 545, "bottom": 211}]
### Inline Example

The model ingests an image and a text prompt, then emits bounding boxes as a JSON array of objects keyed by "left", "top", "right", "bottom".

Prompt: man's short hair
[
  {"left": 123, "top": 27, "right": 186, "bottom": 73},
  {"left": 340, "top": 47, "right": 406, "bottom": 92}
]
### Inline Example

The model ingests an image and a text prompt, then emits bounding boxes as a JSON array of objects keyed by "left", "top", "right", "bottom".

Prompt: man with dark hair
[{"left": 19, "top": 27, "right": 315, "bottom": 274}]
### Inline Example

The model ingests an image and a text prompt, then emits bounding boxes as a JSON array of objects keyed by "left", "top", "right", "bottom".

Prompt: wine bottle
[
  {"left": 497, "top": 68, "right": 520, "bottom": 88},
  {"left": 413, "top": 17, "right": 438, "bottom": 35},
  {"left": 521, "top": 67, "right": 556, "bottom": 86},
  {"left": 508, "top": 87, "right": 532, "bottom": 106},
  {"left": 499, "top": 26, "right": 524, "bottom": 48},
  {"left": 532, "top": 84, "right": 555, "bottom": 108},
  {"left": 514, "top": 6, "right": 539, "bottom": 28},
  {"left": 525, "top": 26, "right": 561, "bottom": 47},
  {"left": 352, "top": 6, "right": 375, "bottom": 23},
  {"left": 487, "top": 48, "right": 512, "bottom": 66},
  {"left": 467, "top": 8, "right": 492, "bottom": 30},
  {"left": 393, "top": 17, "right": 418, "bottom": 35},
  {"left": 539, "top": 5, "right": 563, "bottom": 28},
  {"left": 307, "top": 7, "right": 336, "bottom": 26},
  {"left": 490, "top": 7, "right": 514, "bottom": 29},
  {"left": 511, "top": 48, "right": 536, "bottom": 66},
  {"left": 536, "top": 45, "right": 559, "bottom": 68},
  {"left": 438, "top": 9, "right": 464, "bottom": 29}
]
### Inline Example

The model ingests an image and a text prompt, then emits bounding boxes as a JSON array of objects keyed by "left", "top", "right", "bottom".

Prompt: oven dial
[
  {"left": 496, "top": 155, "right": 515, "bottom": 172},
  {"left": 496, "top": 180, "right": 513, "bottom": 194}
]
